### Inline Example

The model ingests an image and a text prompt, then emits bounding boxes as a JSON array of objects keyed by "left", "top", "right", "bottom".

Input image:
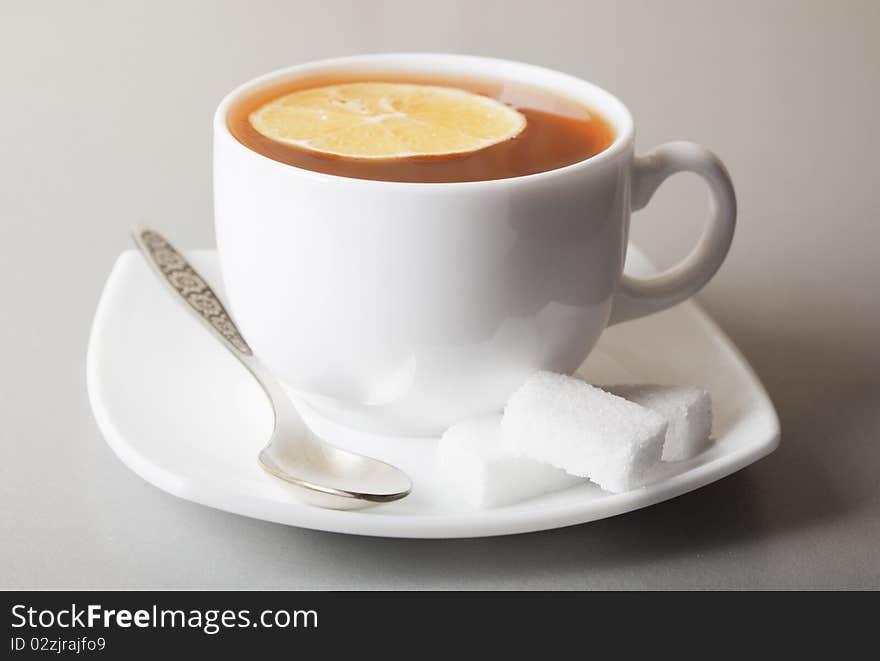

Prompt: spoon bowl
[{"left": 258, "top": 443, "right": 413, "bottom": 510}]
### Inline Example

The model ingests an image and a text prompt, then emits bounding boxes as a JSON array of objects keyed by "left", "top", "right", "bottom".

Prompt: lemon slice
[{"left": 249, "top": 82, "right": 526, "bottom": 159}]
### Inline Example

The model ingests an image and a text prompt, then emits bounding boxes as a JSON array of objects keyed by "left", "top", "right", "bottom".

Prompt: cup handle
[{"left": 609, "top": 141, "right": 736, "bottom": 324}]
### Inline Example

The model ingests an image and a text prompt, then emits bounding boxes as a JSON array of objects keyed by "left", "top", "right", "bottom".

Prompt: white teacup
[{"left": 213, "top": 54, "right": 735, "bottom": 436}]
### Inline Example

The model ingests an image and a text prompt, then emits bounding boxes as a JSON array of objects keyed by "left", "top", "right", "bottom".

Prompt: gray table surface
[{"left": 2, "top": 0, "right": 878, "bottom": 589}]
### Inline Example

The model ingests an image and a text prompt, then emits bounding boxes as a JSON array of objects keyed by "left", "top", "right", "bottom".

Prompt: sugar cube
[
  {"left": 604, "top": 385, "right": 712, "bottom": 461},
  {"left": 501, "top": 372, "right": 666, "bottom": 493},
  {"left": 437, "top": 415, "right": 583, "bottom": 508}
]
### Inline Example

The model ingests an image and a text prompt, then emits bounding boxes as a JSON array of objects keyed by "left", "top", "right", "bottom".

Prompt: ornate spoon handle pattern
[{"left": 132, "top": 227, "right": 252, "bottom": 356}]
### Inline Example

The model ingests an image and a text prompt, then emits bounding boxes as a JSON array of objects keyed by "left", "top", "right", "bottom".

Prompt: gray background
[{"left": 2, "top": 0, "right": 878, "bottom": 589}]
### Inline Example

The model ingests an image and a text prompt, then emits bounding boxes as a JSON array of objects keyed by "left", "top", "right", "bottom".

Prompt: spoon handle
[
  {"left": 131, "top": 226, "right": 253, "bottom": 358},
  {"left": 132, "top": 226, "right": 411, "bottom": 506},
  {"left": 132, "top": 224, "right": 302, "bottom": 421}
]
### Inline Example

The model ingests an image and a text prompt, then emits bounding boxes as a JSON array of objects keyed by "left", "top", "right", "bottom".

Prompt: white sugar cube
[
  {"left": 501, "top": 372, "right": 666, "bottom": 493},
  {"left": 437, "top": 415, "right": 583, "bottom": 509},
  {"left": 604, "top": 385, "right": 712, "bottom": 462}
]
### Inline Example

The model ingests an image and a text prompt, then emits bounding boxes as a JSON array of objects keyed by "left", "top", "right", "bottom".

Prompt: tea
[{"left": 227, "top": 73, "right": 614, "bottom": 183}]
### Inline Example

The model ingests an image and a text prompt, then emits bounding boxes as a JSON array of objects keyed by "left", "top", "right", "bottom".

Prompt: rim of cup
[{"left": 214, "top": 52, "right": 636, "bottom": 190}]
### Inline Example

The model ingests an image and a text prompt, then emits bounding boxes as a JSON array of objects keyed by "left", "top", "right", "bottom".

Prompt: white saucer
[{"left": 87, "top": 248, "right": 779, "bottom": 538}]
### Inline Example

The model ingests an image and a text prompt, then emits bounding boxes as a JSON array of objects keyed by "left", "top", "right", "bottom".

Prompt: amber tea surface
[{"left": 227, "top": 72, "right": 615, "bottom": 183}]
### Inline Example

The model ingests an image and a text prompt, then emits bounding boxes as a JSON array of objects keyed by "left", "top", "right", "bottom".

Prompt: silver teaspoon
[{"left": 132, "top": 226, "right": 411, "bottom": 510}]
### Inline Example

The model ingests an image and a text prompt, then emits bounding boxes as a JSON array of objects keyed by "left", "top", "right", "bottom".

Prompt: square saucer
[{"left": 87, "top": 248, "right": 779, "bottom": 538}]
